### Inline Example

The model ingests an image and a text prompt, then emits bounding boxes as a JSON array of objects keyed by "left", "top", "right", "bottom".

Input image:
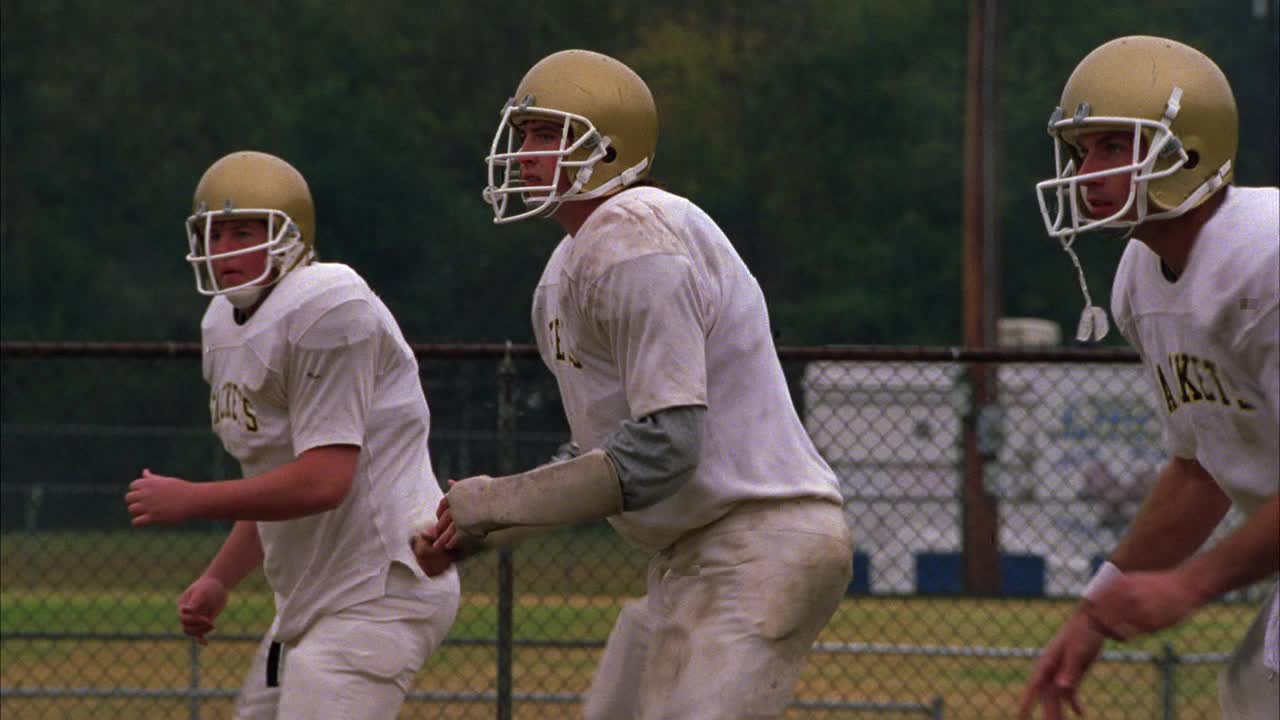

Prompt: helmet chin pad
[{"left": 226, "top": 285, "right": 265, "bottom": 310}]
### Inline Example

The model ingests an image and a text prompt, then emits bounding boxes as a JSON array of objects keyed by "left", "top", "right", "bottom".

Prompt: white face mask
[
  {"left": 184, "top": 207, "right": 305, "bottom": 301},
  {"left": 1034, "top": 89, "right": 1197, "bottom": 343},
  {"left": 481, "top": 98, "right": 647, "bottom": 224},
  {"left": 1036, "top": 119, "right": 1188, "bottom": 242}
]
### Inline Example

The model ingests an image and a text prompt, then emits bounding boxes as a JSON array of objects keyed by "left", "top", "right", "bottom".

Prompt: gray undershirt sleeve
[{"left": 602, "top": 405, "right": 705, "bottom": 511}]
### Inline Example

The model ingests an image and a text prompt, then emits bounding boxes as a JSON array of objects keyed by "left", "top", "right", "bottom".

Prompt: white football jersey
[
  {"left": 1112, "top": 186, "right": 1280, "bottom": 516},
  {"left": 532, "top": 186, "right": 842, "bottom": 551},
  {"left": 202, "top": 262, "right": 458, "bottom": 643}
]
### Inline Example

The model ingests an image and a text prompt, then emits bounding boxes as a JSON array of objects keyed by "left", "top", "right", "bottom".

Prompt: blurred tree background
[{"left": 2, "top": 0, "right": 1276, "bottom": 346}]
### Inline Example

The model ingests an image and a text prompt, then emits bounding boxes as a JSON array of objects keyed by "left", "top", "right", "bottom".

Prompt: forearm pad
[
  {"left": 448, "top": 449, "right": 623, "bottom": 536},
  {"left": 450, "top": 525, "right": 558, "bottom": 559}
]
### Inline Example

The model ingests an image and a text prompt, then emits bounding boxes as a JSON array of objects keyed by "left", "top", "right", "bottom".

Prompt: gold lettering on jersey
[
  {"left": 1156, "top": 353, "right": 1255, "bottom": 414},
  {"left": 241, "top": 396, "right": 259, "bottom": 431},
  {"left": 548, "top": 318, "right": 583, "bottom": 369},
  {"left": 1171, "top": 353, "right": 1204, "bottom": 404},
  {"left": 210, "top": 382, "right": 260, "bottom": 432},
  {"left": 1197, "top": 359, "right": 1228, "bottom": 405},
  {"left": 1155, "top": 366, "right": 1178, "bottom": 413}
]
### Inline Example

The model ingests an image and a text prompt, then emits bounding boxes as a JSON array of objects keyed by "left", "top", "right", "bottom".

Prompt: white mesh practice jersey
[
  {"left": 1112, "top": 186, "right": 1280, "bottom": 516},
  {"left": 531, "top": 187, "right": 842, "bottom": 551},
  {"left": 201, "top": 262, "right": 457, "bottom": 643}
]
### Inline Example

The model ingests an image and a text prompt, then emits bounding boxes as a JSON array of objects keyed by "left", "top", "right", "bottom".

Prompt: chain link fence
[{"left": 0, "top": 342, "right": 1267, "bottom": 719}]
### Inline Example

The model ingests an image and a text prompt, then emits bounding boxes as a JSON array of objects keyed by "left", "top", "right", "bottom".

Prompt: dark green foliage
[{"left": 2, "top": 0, "right": 1275, "bottom": 345}]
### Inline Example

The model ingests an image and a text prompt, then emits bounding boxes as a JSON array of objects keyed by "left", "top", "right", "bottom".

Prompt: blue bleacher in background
[
  {"left": 846, "top": 551, "right": 871, "bottom": 595},
  {"left": 914, "top": 552, "right": 1047, "bottom": 597}
]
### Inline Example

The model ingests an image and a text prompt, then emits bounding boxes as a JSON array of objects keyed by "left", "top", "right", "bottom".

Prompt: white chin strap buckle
[
  {"left": 1076, "top": 305, "right": 1109, "bottom": 343},
  {"left": 1059, "top": 233, "right": 1109, "bottom": 343}
]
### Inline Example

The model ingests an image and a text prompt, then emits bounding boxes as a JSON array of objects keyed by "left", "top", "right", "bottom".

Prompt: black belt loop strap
[{"left": 266, "top": 641, "right": 282, "bottom": 688}]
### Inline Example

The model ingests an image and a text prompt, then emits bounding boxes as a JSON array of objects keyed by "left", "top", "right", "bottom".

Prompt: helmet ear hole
[
  {"left": 603, "top": 146, "right": 618, "bottom": 164},
  {"left": 1183, "top": 150, "right": 1200, "bottom": 170}
]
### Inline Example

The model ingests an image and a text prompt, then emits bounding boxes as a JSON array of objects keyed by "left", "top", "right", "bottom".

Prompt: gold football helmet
[
  {"left": 185, "top": 151, "right": 316, "bottom": 305},
  {"left": 483, "top": 49, "right": 659, "bottom": 223},
  {"left": 1037, "top": 35, "right": 1237, "bottom": 238}
]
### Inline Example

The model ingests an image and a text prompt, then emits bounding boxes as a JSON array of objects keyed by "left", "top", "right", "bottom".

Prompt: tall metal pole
[
  {"left": 495, "top": 345, "right": 517, "bottom": 720},
  {"left": 961, "top": 0, "right": 1002, "bottom": 594}
]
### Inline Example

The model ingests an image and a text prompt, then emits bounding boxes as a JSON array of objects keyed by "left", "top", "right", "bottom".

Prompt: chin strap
[
  {"left": 226, "top": 285, "right": 265, "bottom": 310},
  {"left": 1057, "top": 231, "right": 1110, "bottom": 343},
  {"left": 1143, "top": 159, "right": 1233, "bottom": 223},
  {"left": 572, "top": 156, "right": 650, "bottom": 201}
]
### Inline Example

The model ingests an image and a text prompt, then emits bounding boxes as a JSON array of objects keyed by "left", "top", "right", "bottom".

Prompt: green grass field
[{"left": 0, "top": 530, "right": 1256, "bottom": 719}]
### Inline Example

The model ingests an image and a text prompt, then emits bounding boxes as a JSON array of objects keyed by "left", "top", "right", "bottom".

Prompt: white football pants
[
  {"left": 233, "top": 569, "right": 458, "bottom": 720},
  {"left": 1219, "top": 581, "right": 1280, "bottom": 720},
  {"left": 584, "top": 498, "right": 854, "bottom": 720}
]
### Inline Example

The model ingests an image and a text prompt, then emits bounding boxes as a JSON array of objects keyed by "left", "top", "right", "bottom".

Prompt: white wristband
[{"left": 1083, "top": 561, "right": 1123, "bottom": 600}]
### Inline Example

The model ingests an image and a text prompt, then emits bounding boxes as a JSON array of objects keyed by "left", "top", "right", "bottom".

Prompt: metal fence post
[
  {"left": 23, "top": 483, "right": 43, "bottom": 534},
  {"left": 210, "top": 436, "right": 225, "bottom": 483},
  {"left": 1159, "top": 642, "right": 1178, "bottom": 720},
  {"left": 23, "top": 483, "right": 43, "bottom": 590},
  {"left": 188, "top": 640, "right": 201, "bottom": 720},
  {"left": 495, "top": 344, "right": 518, "bottom": 720}
]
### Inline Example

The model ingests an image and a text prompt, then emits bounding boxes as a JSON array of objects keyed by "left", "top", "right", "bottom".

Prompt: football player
[
  {"left": 413, "top": 49, "right": 854, "bottom": 718},
  {"left": 126, "top": 151, "right": 460, "bottom": 719},
  {"left": 1019, "top": 36, "right": 1279, "bottom": 720}
]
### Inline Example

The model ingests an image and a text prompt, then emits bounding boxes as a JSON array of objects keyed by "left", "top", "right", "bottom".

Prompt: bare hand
[
  {"left": 126, "top": 469, "right": 197, "bottom": 526},
  {"left": 1082, "top": 570, "right": 1202, "bottom": 641},
  {"left": 178, "top": 576, "right": 228, "bottom": 645},
  {"left": 410, "top": 524, "right": 456, "bottom": 577},
  {"left": 1017, "top": 611, "right": 1104, "bottom": 719},
  {"left": 433, "top": 479, "right": 465, "bottom": 550}
]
